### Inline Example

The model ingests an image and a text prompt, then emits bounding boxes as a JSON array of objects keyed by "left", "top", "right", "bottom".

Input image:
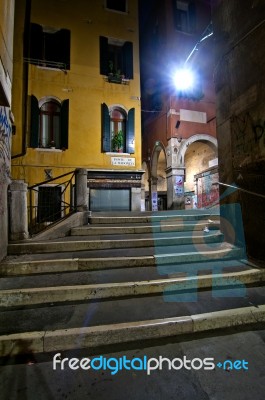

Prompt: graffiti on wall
[
  {"left": 0, "top": 106, "right": 12, "bottom": 215},
  {"left": 0, "top": 106, "right": 11, "bottom": 182},
  {"left": 231, "top": 112, "right": 265, "bottom": 168},
  {"left": 197, "top": 171, "right": 219, "bottom": 208},
  {"left": 252, "top": 120, "right": 265, "bottom": 143}
]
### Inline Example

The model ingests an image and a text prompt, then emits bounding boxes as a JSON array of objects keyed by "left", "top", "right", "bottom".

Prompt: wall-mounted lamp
[{"left": 175, "top": 120, "right": 181, "bottom": 129}]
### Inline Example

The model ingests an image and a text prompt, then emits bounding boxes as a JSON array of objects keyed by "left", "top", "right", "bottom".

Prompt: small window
[
  {"left": 100, "top": 36, "right": 133, "bottom": 80},
  {"left": 30, "top": 95, "right": 69, "bottom": 149},
  {"left": 173, "top": 0, "right": 196, "bottom": 34},
  {"left": 27, "top": 23, "right": 70, "bottom": 70},
  {"left": 40, "top": 101, "right": 61, "bottom": 148},
  {"left": 106, "top": 0, "right": 127, "bottom": 13},
  {"left": 101, "top": 103, "right": 135, "bottom": 154},
  {"left": 110, "top": 109, "right": 126, "bottom": 152}
]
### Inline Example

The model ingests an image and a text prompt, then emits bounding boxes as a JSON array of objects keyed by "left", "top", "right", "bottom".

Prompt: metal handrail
[
  {"left": 28, "top": 171, "right": 77, "bottom": 235},
  {"left": 218, "top": 182, "right": 265, "bottom": 199}
]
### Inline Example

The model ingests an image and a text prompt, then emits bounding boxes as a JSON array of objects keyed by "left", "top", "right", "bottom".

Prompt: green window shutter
[
  {"left": 122, "top": 41, "right": 133, "bottom": 79},
  {"left": 101, "top": 103, "right": 111, "bottom": 152},
  {"left": 30, "top": 95, "right": 39, "bottom": 148},
  {"left": 57, "top": 29, "right": 71, "bottom": 70},
  {"left": 60, "top": 99, "right": 69, "bottom": 149},
  {"left": 47, "top": 29, "right": 71, "bottom": 70},
  {"left": 100, "top": 36, "right": 109, "bottom": 76},
  {"left": 28, "top": 23, "right": 43, "bottom": 62},
  {"left": 126, "top": 108, "right": 135, "bottom": 154}
]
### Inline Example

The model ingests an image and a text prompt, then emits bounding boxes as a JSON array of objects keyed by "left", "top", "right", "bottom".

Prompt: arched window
[
  {"left": 40, "top": 100, "right": 61, "bottom": 148},
  {"left": 110, "top": 108, "right": 126, "bottom": 152},
  {"left": 30, "top": 95, "right": 69, "bottom": 149},
  {"left": 101, "top": 103, "right": 135, "bottom": 154}
]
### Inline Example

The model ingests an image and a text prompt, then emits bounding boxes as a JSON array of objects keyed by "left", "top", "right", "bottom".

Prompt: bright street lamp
[{"left": 173, "top": 68, "right": 195, "bottom": 91}]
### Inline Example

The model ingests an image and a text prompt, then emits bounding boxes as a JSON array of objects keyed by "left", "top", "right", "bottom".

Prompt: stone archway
[
  {"left": 176, "top": 134, "right": 218, "bottom": 166},
  {"left": 165, "top": 134, "right": 218, "bottom": 210},
  {"left": 180, "top": 134, "right": 218, "bottom": 209}
]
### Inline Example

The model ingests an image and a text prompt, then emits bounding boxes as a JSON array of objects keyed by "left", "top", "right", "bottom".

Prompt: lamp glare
[{"left": 173, "top": 69, "right": 194, "bottom": 91}]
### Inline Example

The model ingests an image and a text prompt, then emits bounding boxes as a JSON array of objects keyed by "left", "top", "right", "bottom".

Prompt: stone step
[
  {"left": 87, "top": 210, "right": 220, "bottom": 224},
  {"left": 71, "top": 220, "right": 220, "bottom": 236},
  {"left": 7, "top": 231, "right": 223, "bottom": 255},
  {"left": 0, "top": 267, "right": 264, "bottom": 309},
  {"left": 2, "top": 304, "right": 265, "bottom": 357},
  {"left": 0, "top": 284, "right": 264, "bottom": 342},
  {"left": 2, "top": 208, "right": 256, "bottom": 359},
  {"left": 1, "top": 304, "right": 265, "bottom": 357},
  {"left": 0, "top": 259, "right": 252, "bottom": 289},
  {"left": 1, "top": 244, "right": 244, "bottom": 275}
]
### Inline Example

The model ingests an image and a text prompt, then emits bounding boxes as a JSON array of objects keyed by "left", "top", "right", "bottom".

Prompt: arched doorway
[{"left": 180, "top": 135, "right": 218, "bottom": 209}]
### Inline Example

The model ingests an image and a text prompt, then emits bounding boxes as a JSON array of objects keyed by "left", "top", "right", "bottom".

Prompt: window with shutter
[
  {"left": 126, "top": 108, "right": 135, "bottom": 154},
  {"left": 173, "top": 0, "right": 196, "bottom": 34},
  {"left": 28, "top": 23, "right": 70, "bottom": 70},
  {"left": 101, "top": 104, "right": 135, "bottom": 154},
  {"left": 29, "top": 96, "right": 69, "bottom": 150},
  {"left": 30, "top": 95, "right": 40, "bottom": 148},
  {"left": 99, "top": 36, "right": 133, "bottom": 82}
]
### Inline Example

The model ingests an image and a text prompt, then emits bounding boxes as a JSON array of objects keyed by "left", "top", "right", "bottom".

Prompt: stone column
[
  {"left": 166, "top": 138, "right": 185, "bottom": 210},
  {"left": 9, "top": 180, "right": 29, "bottom": 241},
  {"left": 166, "top": 167, "right": 185, "bottom": 209},
  {"left": 141, "top": 183, "right": 146, "bottom": 211},
  {"left": 75, "top": 168, "right": 88, "bottom": 211},
  {"left": 150, "top": 176, "right": 158, "bottom": 211}
]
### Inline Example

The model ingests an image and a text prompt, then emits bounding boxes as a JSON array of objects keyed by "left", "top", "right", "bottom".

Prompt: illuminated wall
[{"left": 12, "top": 0, "right": 142, "bottom": 211}]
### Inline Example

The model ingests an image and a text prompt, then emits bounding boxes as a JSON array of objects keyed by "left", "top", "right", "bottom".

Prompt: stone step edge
[
  {"left": 88, "top": 214, "right": 220, "bottom": 224},
  {"left": 1, "top": 304, "right": 264, "bottom": 357},
  {"left": 0, "top": 268, "right": 263, "bottom": 309},
  {"left": 0, "top": 246, "right": 244, "bottom": 276},
  {"left": 71, "top": 221, "right": 220, "bottom": 235},
  {"left": 7, "top": 232, "right": 223, "bottom": 255}
]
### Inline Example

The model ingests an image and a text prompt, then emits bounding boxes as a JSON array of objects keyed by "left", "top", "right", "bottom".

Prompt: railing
[
  {"left": 218, "top": 182, "right": 265, "bottom": 199},
  {"left": 28, "top": 171, "right": 77, "bottom": 235},
  {"left": 24, "top": 57, "right": 68, "bottom": 72}
]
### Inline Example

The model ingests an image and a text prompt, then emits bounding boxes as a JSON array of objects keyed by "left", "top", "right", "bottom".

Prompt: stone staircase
[{"left": 1, "top": 209, "right": 265, "bottom": 358}]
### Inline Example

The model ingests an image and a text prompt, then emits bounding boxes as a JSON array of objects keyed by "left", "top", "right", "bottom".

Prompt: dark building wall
[{"left": 213, "top": 0, "right": 265, "bottom": 261}]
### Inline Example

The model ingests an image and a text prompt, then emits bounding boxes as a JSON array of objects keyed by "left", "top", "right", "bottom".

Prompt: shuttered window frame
[
  {"left": 30, "top": 95, "right": 69, "bottom": 150},
  {"left": 28, "top": 23, "right": 71, "bottom": 70},
  {"left": 101, "top": 103, "right": 135, "bottom": 154},
  {"left": 99, "top": 36, "right": 133, "bottom": 80}
]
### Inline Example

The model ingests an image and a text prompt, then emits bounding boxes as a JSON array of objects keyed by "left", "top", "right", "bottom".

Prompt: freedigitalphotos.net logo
[{"left": 53, "top": 353, "right": 248, "bottom": 375}]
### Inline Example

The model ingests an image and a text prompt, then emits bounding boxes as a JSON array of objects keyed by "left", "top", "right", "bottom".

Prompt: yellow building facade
[{"left": 12, "top": 0, "right": 142, "bottom": 219}]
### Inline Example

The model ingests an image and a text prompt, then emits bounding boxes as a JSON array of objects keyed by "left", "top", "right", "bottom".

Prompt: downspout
[{"left": 12, "top": 0, "right": 31, "bottom": 159}]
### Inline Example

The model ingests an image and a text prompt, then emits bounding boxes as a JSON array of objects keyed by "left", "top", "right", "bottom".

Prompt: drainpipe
[{"left": 12, "top": 0, "right": 31, "bottom": 159}]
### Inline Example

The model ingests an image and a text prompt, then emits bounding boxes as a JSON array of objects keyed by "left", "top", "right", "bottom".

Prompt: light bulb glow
[{"left": 173, "top": 69, "right": 194, "bottom": 91}]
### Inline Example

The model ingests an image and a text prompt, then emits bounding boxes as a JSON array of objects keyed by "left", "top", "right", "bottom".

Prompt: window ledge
[
  {"left": 104, "top": 76, "right": 130, "bottom": 85},
  {"left": 35, "top": 148, "right": 63, "bottom": 152},
  {"left": 106, "top": 152, "right": 131, "bottom": 156}
]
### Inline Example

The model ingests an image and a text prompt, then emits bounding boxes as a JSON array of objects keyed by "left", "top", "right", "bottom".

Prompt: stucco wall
[{"left": 11, "top": 0, "right": 142, "bottom": 181}]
